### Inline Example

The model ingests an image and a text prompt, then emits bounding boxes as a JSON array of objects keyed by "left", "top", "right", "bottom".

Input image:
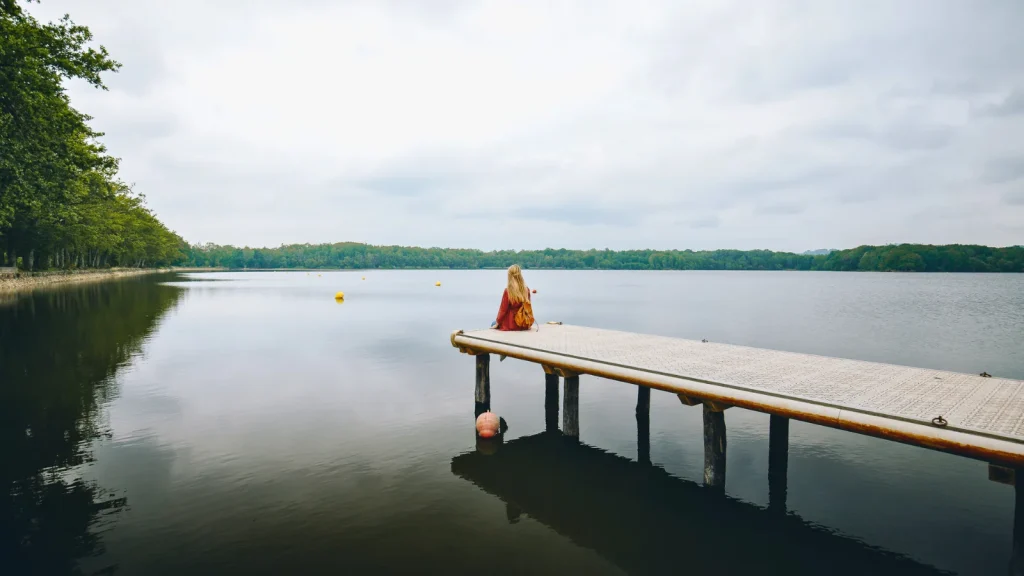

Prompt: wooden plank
[{"left": 452, "top": 324, "right": 1024, "bottom": 466}]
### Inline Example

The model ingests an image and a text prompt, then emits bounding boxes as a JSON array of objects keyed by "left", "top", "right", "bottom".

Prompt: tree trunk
[{"left": 27, "top": 248, "right": 34, "bottom": 271}]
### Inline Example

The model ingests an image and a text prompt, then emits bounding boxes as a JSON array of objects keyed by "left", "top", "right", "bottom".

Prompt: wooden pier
[
  {"left": 451, "top": 323, "right": 1024, "bottom": 478},
  {"left": 453, "top": 323, "right": 1024, "bottom": 572}
]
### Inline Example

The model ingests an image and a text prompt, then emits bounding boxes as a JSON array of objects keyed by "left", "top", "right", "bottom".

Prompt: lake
[{"left": 3, "top": 270, "right": 1023, "bottom": 575}]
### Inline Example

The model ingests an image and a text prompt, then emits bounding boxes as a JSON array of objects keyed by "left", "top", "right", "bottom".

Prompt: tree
[
  {"left": 178, "top": 242, "right": 1024, "bottom": 273},
  {"left": 1, "top": 0, "right": 183, "bottom": 269}
]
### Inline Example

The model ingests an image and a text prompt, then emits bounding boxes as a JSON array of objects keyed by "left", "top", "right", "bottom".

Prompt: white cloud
[{"left": 31, "top": 0, "right": 1024, "bottom": 251}]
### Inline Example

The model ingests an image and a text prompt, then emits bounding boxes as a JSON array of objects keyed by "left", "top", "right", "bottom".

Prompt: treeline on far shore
[{"left": 180, "top": 243, "right": 1024, "bottom": 273}]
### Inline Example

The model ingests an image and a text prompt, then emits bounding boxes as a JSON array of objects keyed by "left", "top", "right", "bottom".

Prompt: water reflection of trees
[{"left": 0, "top": 277, "right": 184, "bottom": 574}]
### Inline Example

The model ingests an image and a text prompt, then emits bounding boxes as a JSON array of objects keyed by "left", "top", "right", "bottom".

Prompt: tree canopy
[
  {"left": 181, "top": 242, "right": 1024, "bottom": 273},
  {"left": 0, "top": 0, "right": 185, "bottom": 270}
]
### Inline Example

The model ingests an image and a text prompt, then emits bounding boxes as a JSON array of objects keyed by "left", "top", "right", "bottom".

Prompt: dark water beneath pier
[{"left": 2, "top": 270, "right": 1023, "bottom": 575}]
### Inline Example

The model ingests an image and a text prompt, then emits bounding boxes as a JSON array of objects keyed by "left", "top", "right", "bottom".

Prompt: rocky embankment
[{"left": 0, "top": 267, "right": 217, "bottom": 292}]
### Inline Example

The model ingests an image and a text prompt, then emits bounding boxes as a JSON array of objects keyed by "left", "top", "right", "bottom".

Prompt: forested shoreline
[
  {"left": 0, "top": 1, "right": 184, "bottom": 271},
  {"left": 182, "top": 242, "right": 1024, "bottom": 273}
]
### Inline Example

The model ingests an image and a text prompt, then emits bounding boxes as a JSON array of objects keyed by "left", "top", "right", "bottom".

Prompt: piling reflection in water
[
  {"left": 451, "top": 431, "right": 951, "bottom": 576},
  {"left": 0, "top": 276, "right": 184, "bottom": 575}
]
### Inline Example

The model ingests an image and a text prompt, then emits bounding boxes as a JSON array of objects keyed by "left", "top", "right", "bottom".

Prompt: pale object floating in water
[{"left": 476, "top": 412, "right": 500, "bottom": 438}]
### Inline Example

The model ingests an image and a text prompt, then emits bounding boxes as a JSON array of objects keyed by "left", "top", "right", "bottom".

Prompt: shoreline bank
[{"left": 0, "top": 267, "right": 221, "bottom": 293}]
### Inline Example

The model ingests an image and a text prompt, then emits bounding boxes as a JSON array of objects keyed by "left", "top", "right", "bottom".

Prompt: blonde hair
[{"left": 506, "top": 264, "right": 529, "bottom": 304}]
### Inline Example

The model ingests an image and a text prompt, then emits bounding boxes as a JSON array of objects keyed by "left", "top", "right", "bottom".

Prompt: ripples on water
[{"left": 2, "top": 270, "right": 1022, "bottom": 575}]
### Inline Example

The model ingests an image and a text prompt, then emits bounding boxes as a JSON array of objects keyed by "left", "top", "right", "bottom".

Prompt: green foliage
[
  {"left": 0, "top": 0, "right": 184, "bottom": 269},
  {"left": 814, "top": 244, "right": 1024, "bottom": 273},
  {"left": 181, "top": 243, "right": 1024, "bottom": 272}
]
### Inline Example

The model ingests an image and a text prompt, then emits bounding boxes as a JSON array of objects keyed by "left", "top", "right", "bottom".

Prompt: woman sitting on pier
[{"left": 491, "top": 265, "right": 535, "bottom": 331}]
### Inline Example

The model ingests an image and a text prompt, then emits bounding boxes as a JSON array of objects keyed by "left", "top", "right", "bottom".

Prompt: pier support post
[
  {"left": 544, "top": 369, "right": 560, "bottom": 432},
  {"left": 637, "top": 387, "right": 651, "bottom": 465},
  {"left": 1013, "top": 470, "right": 1024, "bottom": 576},
  {"left": 563, "top": 374, "right": 580, "bottom": 438},
  {"left": 475, "top": 354, "right": 491, "bottom": 417},
  {"left": 703, "top": 403, "right": 727, "bottom": 490},
  {"left": 768, "top": 415, "right": 789, "bottom": 512}
]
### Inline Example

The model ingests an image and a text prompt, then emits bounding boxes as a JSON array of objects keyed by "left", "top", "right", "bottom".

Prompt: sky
[{"left": 29, "top": 0, "right": 1024, "bottom": 252}]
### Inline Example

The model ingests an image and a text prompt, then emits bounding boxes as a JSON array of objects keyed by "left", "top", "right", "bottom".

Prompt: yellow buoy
[
  {"left": 318, "top": 274, "right": 322, "bottom": 277},
  {"left": 362, "top": 276, "right": 365, "bottom": 280},
  {"left": 435, "top": 281, "right": 441, "bottom": 287},
  {"left": 334, "top": 291, "right": 345, "bottom": 300}
]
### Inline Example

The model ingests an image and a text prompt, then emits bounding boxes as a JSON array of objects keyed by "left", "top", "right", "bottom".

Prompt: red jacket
[{"left": 495, "top": 288, "right": 531, "bottom": 331}]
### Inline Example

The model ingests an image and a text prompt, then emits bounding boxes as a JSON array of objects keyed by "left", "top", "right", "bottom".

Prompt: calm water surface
[{"left": 3, "top": 270, "right": 1023, "bottom": 575}]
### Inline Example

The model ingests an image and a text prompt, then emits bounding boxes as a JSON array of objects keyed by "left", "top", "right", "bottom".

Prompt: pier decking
[
  {"left": 452, "top": 323, "right": 1024, "bottom": 572},
  {"left": 451, "top": 324, "right": 1024, "bottom": 468}
]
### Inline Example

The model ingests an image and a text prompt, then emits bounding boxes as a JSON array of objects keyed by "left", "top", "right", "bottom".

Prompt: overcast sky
[{"left": 30, "top": 0, "right": 1024, "bottom": 251}]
